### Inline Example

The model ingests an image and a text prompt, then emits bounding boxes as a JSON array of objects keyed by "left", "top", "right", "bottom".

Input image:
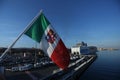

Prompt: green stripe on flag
[{"left": 25, "top": 13, "right": 50, "bottom": 43}]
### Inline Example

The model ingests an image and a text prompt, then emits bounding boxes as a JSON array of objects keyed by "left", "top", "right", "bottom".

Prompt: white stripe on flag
[{"left": 40, "top": 24, "right": 60, "bottom": 57}]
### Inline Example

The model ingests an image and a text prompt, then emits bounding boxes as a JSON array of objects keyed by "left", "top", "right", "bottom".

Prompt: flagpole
[{"left": 0, "top": 10, "right": 43, "bottom": 61}]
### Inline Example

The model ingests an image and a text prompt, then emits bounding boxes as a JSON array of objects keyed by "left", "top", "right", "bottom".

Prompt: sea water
[{"left": 79, "top": 50, "right": 120, "bottom": 80}]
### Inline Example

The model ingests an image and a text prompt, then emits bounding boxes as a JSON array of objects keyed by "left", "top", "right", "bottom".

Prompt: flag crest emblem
[{"left": 46, "top": 29, "right": 56, "bottom": 44}]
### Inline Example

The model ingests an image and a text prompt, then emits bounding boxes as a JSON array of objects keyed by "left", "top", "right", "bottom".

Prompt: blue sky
[{"left": 0, "top": 0, "right": 120, "bottom": 49}]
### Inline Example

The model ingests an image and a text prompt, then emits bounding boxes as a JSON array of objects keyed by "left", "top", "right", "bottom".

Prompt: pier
[{"left": 0, "top": 47, "right": 97, "bottom": 80}]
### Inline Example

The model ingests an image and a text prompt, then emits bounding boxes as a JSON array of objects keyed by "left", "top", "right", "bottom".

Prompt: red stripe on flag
[{"left": 51, "top": 39, "right": 70, "bottom": 69}]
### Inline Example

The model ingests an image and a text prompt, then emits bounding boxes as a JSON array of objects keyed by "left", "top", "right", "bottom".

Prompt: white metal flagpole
[{"left": 0, "top": 10, "right": 43, "bottom": 61}]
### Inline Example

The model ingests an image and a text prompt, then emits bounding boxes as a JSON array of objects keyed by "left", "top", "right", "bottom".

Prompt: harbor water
[{"left": 79, "top": 50, "right": 120, "bottom": 80}]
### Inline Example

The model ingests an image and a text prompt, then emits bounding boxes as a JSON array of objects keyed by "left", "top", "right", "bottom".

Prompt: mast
[{"left": 0, "top": 10, "right": 43, "bottom": 62}]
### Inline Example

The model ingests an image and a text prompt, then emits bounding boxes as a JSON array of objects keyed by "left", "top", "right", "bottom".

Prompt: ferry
[{"left": 71, "top": 42, "right": 97, "bottom": 55}]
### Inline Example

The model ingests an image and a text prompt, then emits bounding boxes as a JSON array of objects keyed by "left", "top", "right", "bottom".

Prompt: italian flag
[{"left": 24, "top": 12, "right": 70, "bottom": 69}]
